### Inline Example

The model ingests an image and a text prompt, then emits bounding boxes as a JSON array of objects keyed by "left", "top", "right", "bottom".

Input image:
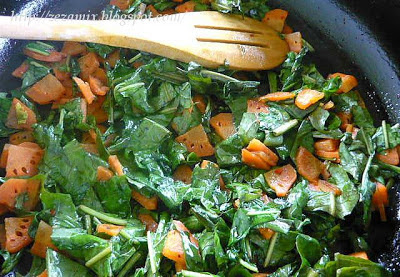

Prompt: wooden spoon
[{"left": 0, "top": 12, "right": 289, "bottom": 70}]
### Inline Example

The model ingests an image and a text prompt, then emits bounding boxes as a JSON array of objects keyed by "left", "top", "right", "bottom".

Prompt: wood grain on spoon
[{"left": 0, "top": 12, "right": 289, "bottom": 70}]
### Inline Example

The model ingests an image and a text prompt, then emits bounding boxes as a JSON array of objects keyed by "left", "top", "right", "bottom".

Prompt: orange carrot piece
[
  {"left": 175, "top": 1, "right": 196, "bottom": 13},
  {"left": 37, "top": 270, "right": 48, "bottom": 277},
  {"left": 282, "top": 24, "right": 293, "bottom": 34},
  {"left": 97, "top": 224, "right": 124, "bottom": 236},
  {"left": 88, "top": 96, "right": 108, "bottom": 124},
  {"left": 309, "top": 179, "right": 342, "bottom": 196},
  {"left": 78, "top": 52, "right": 100, "bottom": 81},
  {"left": 108, "top": 155, "right": 124, "bottom": 176},
  {"left": 295, "top": 89, "right": 324, "bottom": 110},
  {"left": 328, "top": 73, "right": 358, "bottom": 94},
  {"left": 92, "top": 68, "right": 108, "bottom": 84},
  {"left": 259, "top": 228, "right": 275, "bottom": 240},
  {"left": 23, "top": 48, "right": 66, "bottom": 63},
  {"left": 175, "top": 262, "right": 187, "bottom": 272},
  {"left": 349, "top": 251, "right": 369, "bottom": 260},
  {"left": 315, "top": 149, "right": 341, "bottom": 163},
  {"left": 242, "top": 149, "right": 270, "bottom": 170},
  {"left": 61, "top": 41, "right": 87, "bottom": 56},
  {"left": 285, "top": 32, "right": 303, "bottom": 53},
  {"left": 26, "top": 74, "right": 65, "bottom": 105},
  {"left": 337, "top": 112, "right": 353, "bottom": 131},
  {"left": 262, "top": 9, "right": 289, "bottom": 32},
  {"left": 210, "top": 113, "right": 236, "bottom": 140},
  {"left": 110, "top": 0, "right": 131, "bottom": 10},
  {"left": 53, "top": 67, "right": 71, "bottom": 82},
  {"left": 73, "top": 77, "right": 95, "bottom": 104},
  {"left": 97, "top": 166, "right": 114, "bottom": 181},
  {"left": 173, "top": 220, "right": 198, "bottom": 246},
  {"left": 0, "top": 224, "right": 6, "bottom": 249},
  {"left": 323, "top": 101, "right": 335, "bottom": 110},
  {"left": 89, "top": 75, "right": 109, "bottom": 96},
  {"left": 31, "top": 221, "right": 57, "bottom": 258},
  {"left": 296, "top": 146, "right": 323, "bottom": 182},
  {"left": 138, "top": 214, "right": 158, "bottom": 232},
  {"left": 132, "top": 191, "right": 158, "bottom": 210},
  {"left": 193, "top": 94, "right": 206, "bottom": 114},
  {"left": 0, "top": 205, "right": 8, "bottom": 217},
  {"left": 176, "top": 125, "right": 215, "bottom": 157},
  {"left": 0, "top": 178, "right": 41, "bottom": 211},
  {"left": 247, "top": 99, "right": 269, "bottom": 114},
  {"left": 372, "top": 182, "right": 389, "bottom": 222},
  {"left": 80, "top": 143, "right": 98, "bottom": 155},
  {"left": 173, "top": 165, "right": 193, "bottom": 184},
  {"left": 146, "top": 5, "right": 160, "bottom": 17},
  {"left": 0, "top": 144, "right": 10, "bottom": 169},
  {"left": 259, "top": 92, "right": 295, "bottom": 102},
  {"left": 12, "top": 62, "right": 29, "bottom": 78},
  {"left": 5, "top": 143, "right": 44, "bottom": 178},
  {"left": 376, "top": 148, "right": 399, "bottom": 166},
  {"left": 105, "top": 50, "right": 120, "bottom": 68},
  {"left": 6, "top": 98, "right": 37, "bottom": 130},
  {"left": 314, "top": 139, "right": 340, "bottom": 152},
  {"left": 264, "top": 164, "right": 297, "bottom": 197},
  {"left": 247, "top": 139, "right": 279, "bottom": 166},
  {"left": 5, "top": 217, "right": 33, "bottom": 253}
]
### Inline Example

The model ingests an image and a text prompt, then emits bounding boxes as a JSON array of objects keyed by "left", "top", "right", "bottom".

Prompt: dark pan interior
[{"left": 1, "top": 0, "right": 400, "bottom": 275}]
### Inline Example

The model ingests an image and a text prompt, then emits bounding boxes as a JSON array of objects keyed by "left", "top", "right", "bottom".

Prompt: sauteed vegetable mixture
[{"left": 0, "top": 0, "right": 398, "bottom": 276}]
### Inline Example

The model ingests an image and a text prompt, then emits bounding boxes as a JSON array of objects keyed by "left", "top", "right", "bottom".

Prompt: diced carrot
[
  {"left": 309, "top": 179, "right": 342, "bottom": 196},
  {"left": 78, "top": 52, "right": 100, "bottom": 81},
  {"left": 242, "top": 149, "right": 270, "bottom": 170},
  {"left": 176, "top": 125, "right": 215, "bottom": 157},
  {"left": 105, "top": 50, "right": 120, "bottom": 68},
  {"left": 80, "top": 143, "right": 98, "bottom": 154},
  {"left": 372, "top": 182, "right": 389, "bottom": 222},
  {"left": 108, "top": 155, "right": 124, "bottom": 176},
  {"left": 53, "top": 67, "right": 70, "bottom": 82},
  {"left": 132, "top": 191, "right": 158, "bottom": 210},
  {"left": 162, "top": 221, "right": 198, "bottom": 264},
  {"left": 133, "top": 61, "right": 144, "bottom": 69},
  {"left": 173, "top": 165, "right": 193, "bottom": 184},
  {"left": 295, "top": 89, "right": 324, "bottom": 110},
  {"left": 9, "top": 131, "right": 34, "bottom": 145},
  {"left": 247, "top": 139, "right": 279, "bottom": 166},
  {"left": 26, "top": 74, "right": 65, "bottom": 105},
  {"left": 138, "top": 214, "right": 158, "bottom": 232},
  {"left": 23, "top": 48, "right": 66, "bottom": 62},
  {"left": 6, "top": 98, "right": 37, "bottom": 130},
  {"left": 252, "top": 274, "right": 269, "bottom": 277},
  {"left": 285, "top": 32, "right": 303, "bottom": 53},
  {"left": 97, "top": 166, "right": 114, "bottom": 181},
  {"left": 110, "top": 0, "right": 132, "bottom": 11},
  {"left": 0, "top": 178, "right": 41, "bottom": 211},
  {"left": 259, "top": 228, "right": 275, "bottom": 240},
  {"left": 92, "top": 68, "right": 108, "bottom": 84},
  {"left": 264, "top": 164, "right": 297, "bottom": 197},
  {"left": 61, "top": 41, "right": 87, "bottom": 56},
  {"left": 210, "top": 113, "right": 236, "bottom": 140},
  {"left": 173, "top": 0, "right": 183, "bottom": 2},
  {"left": 314, "top": 139, "right": 340, "bottom": 152},
  {"left": 247, "top": 99, "right": 269, "bottom": 114},
  {"left": 262, "top": 9, "right": 289, "bottom": 33},
  {"left": 315, "top": 150, "right": 341, "bottom": 163},
  {"left": 160, "top": 8, "right": 176, "bottom": 15},
  {"left": 88, "top": 96, "right": 108, "bottom": 124},
  {"left": 0, "top": 205, "right": 8, "bottom": 216},
  {"left": 259, "top": 92, "right": 295, "bottom": 102},
  {"left": 97, "top": 224, "right": 124, "bottom": 236},
  {"left": 89, "top": 75, "right": 109, "bottom": 96},
  {"left": 37, "top": 270, "right": 48, "bottom": 277},
  {"left": 200, "top": 160, "right": 226, "bottom": 190},
  {"left": 296, "top": 146, "right": 323, "bottom": 182},
  {"left": 0, "top": 224, "right": 6, "bottom": 249},
  {"left": 175, "top": 1, "right": 196, "bottom": 13},
  {"left": 376, "top": 148, "right": 399, "bottom": 166},
  {"left": 282, "top": 24, "right": 293, "bottom": 34},
  {"left": 5, "top": 143, "right": 44, "bottom": 178},
  {"left": 345, "top": 124, "right": 354, "bottom": 133},
  {"left": 328, "top": 73, "right": 358, "bottom": 94},
  {"left": 12, "top": 62, "right": 29, "bottom": 78},
  {"left": 146, "top": 5, "right": 160, "bottom": 17},
  {"left": 175, "top": 262, "right": 187, "bottom": 272},
  {"left": 31, "top": 221, "right": 57, "bottom": 258},
  {"left": 73, "top": 77, "right": 95, "bottom": 104},
  {"left": 5, "top": 216, "right": 33, "bottom": 253},
  {"left": 0, "top": 144, "right": 10, "bottom": 168},
  {"left": 323, "top": 101, "right": 335, "bottom": 110},
  {"left": 193, "top": 94, "right": 206, "bottom": 114},
  {"left": 349, "top": 252, "right": 369, "bottom": 260},
  {"left": 337, "top": 112, "right": 353, "bottom": 131}
]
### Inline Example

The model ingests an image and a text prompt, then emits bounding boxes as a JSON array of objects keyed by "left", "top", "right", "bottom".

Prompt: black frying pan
[{"left": 0, "top": 0, "right": 399, "bottom": 275}]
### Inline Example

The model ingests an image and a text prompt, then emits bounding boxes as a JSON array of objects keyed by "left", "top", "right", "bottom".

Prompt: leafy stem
[{"left": 78, "top": 205, "right": 128, "bottom": 226}]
